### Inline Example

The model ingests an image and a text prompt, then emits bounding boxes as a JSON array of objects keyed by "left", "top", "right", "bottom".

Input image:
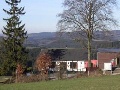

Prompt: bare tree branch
[{"left": 57, "top": 0, "right": 118, "bottom": 76}]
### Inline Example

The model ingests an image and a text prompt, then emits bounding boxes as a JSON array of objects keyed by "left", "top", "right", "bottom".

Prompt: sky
[
  {"left": 0, "top": 0, "right": 120, "bottom": 34},
  {"left": 0, "top": 0, "right": 64, "bottom": 33}
]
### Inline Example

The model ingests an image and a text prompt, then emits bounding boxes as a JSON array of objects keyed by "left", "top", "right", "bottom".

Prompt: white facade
[
  {"left": 77, "top": 61, "right": 86, "bottom": 71},
  {"left": 104, "top": 63, "right": 112, "bottom": 70},
  {"left": 55, "top": 61, "right": 86, "bottom": 71},
  {"left": 66, "top": 61, "right": 86, "bottom": 71}
]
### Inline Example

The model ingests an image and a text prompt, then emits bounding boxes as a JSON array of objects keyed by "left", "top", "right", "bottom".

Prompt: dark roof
[
  {"left": 41, "top": 48, "right": 88, "bottom": 61},
  {"left": 98, "top": 48, "right": 120, "bottom": 53}
]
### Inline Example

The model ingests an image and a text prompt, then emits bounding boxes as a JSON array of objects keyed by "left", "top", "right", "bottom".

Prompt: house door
[{"left": 116, "top": 58, "right": 120, "bottom": 67}]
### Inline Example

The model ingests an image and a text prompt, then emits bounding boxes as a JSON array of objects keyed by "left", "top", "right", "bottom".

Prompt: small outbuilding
[{"left": 97, "top": 48, "right": 120, "bottom": 70}]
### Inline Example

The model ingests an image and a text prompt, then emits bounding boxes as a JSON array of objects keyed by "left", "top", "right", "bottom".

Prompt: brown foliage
[{"left": 36, "top": 53, "right": 52, "bottom": 80}]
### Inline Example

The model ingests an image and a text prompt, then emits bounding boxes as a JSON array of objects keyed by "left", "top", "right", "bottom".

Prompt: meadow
[{"left": 0, "top": 75, "right": 120, "bottom": 90}]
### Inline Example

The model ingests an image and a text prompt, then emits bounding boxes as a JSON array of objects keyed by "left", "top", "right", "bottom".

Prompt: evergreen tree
[{"left": 2, "top": 0, "right": 27, "bottom": 75}]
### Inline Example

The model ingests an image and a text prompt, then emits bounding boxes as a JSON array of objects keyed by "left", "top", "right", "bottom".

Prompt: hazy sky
[{"left": 0, "top": 0, "right": 120, "bottom": 34}]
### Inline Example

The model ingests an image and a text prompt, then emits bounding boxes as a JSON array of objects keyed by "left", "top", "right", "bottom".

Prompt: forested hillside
[
  {"left": 24, "top": 30, "right": 120, "bottom": 49},
  {"left": 0, "top": 30, "right": 120, "bottom": 48}
]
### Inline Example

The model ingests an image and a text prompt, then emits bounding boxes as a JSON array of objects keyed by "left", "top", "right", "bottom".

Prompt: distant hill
[
  {"left": 26, "top": 32, "right": 57, "bottom": 47},
  {"left": 25, "top": 32, "right": 84, "bottom": 48},
  {"left": 0, "top": 30, "right": 120, "bottom": 48},
  {"left": 25, "top": 30, "right": 120, "bottom": 48},
  {"left": 28, "top": 32, "right": 56, "bottom": 39}
]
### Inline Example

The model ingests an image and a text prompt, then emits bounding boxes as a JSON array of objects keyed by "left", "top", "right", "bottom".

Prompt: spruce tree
[{"left": 2, "top": 0, "right": 27, "bottom": 75}]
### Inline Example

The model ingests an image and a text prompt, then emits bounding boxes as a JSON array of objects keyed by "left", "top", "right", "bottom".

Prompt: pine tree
[{"left": 2, "top": 0, "right": 27, "bottom": 75}]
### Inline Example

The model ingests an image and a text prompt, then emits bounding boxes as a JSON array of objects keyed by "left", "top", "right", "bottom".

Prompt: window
[{"left": 70, "top": 62, "right": 77, "bottom": 69}]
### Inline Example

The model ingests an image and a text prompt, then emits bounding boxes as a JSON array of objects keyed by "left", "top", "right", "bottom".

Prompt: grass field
[{"left": 0, "top": 75, "right": 120, "bottom": 90}]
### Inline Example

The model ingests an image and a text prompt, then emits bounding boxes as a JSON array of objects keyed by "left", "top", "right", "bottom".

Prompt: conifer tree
[{"left": 2, "top": 0, "right": 27, "bottom": 75}]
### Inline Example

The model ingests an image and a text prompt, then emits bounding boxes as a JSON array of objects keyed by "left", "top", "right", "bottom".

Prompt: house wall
[
  {"left": 66, "top": 61, "right": 86, "bottom": 71},
  {"left": 78, "top": 61, "right": 86, "bottom": 71},
  {"left": 91, "top": 60, "right": 98, "bottom": 67},
  {"left": 85, "top": 60, "right": 98, "bottom": 68},
  {"left": 55, "top": 60, "right": 99, "bottom": 71},
  {"left": 97, "top": 52, "right": 118, "bottom": 69}
]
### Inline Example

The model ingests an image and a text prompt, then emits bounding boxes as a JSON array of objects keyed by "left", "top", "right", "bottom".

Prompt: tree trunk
[{"left": 87, "top": 36, "right": 91, "bottom": 76}]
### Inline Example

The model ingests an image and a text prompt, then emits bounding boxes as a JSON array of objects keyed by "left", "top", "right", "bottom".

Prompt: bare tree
[
  {"left": 36, "top": 53, "right": 51, "bottom": 80},
  {"left": 57, "top": 0, "right": 117, "bottom": 76}
]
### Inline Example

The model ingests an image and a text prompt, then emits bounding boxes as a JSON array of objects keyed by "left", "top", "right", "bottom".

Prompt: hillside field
[{"left": 0, "top": 75, "right": 120, "bottom": 90}]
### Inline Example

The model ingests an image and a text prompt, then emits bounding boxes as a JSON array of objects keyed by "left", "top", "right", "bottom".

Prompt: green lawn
[{"left": 0, "top": 75, "right": 120, "bottom": 90}]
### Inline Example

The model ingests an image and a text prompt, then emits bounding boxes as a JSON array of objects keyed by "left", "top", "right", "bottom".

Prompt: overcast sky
[{"left": 0, "top": 0, "right": 120, "bottom": 34}]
